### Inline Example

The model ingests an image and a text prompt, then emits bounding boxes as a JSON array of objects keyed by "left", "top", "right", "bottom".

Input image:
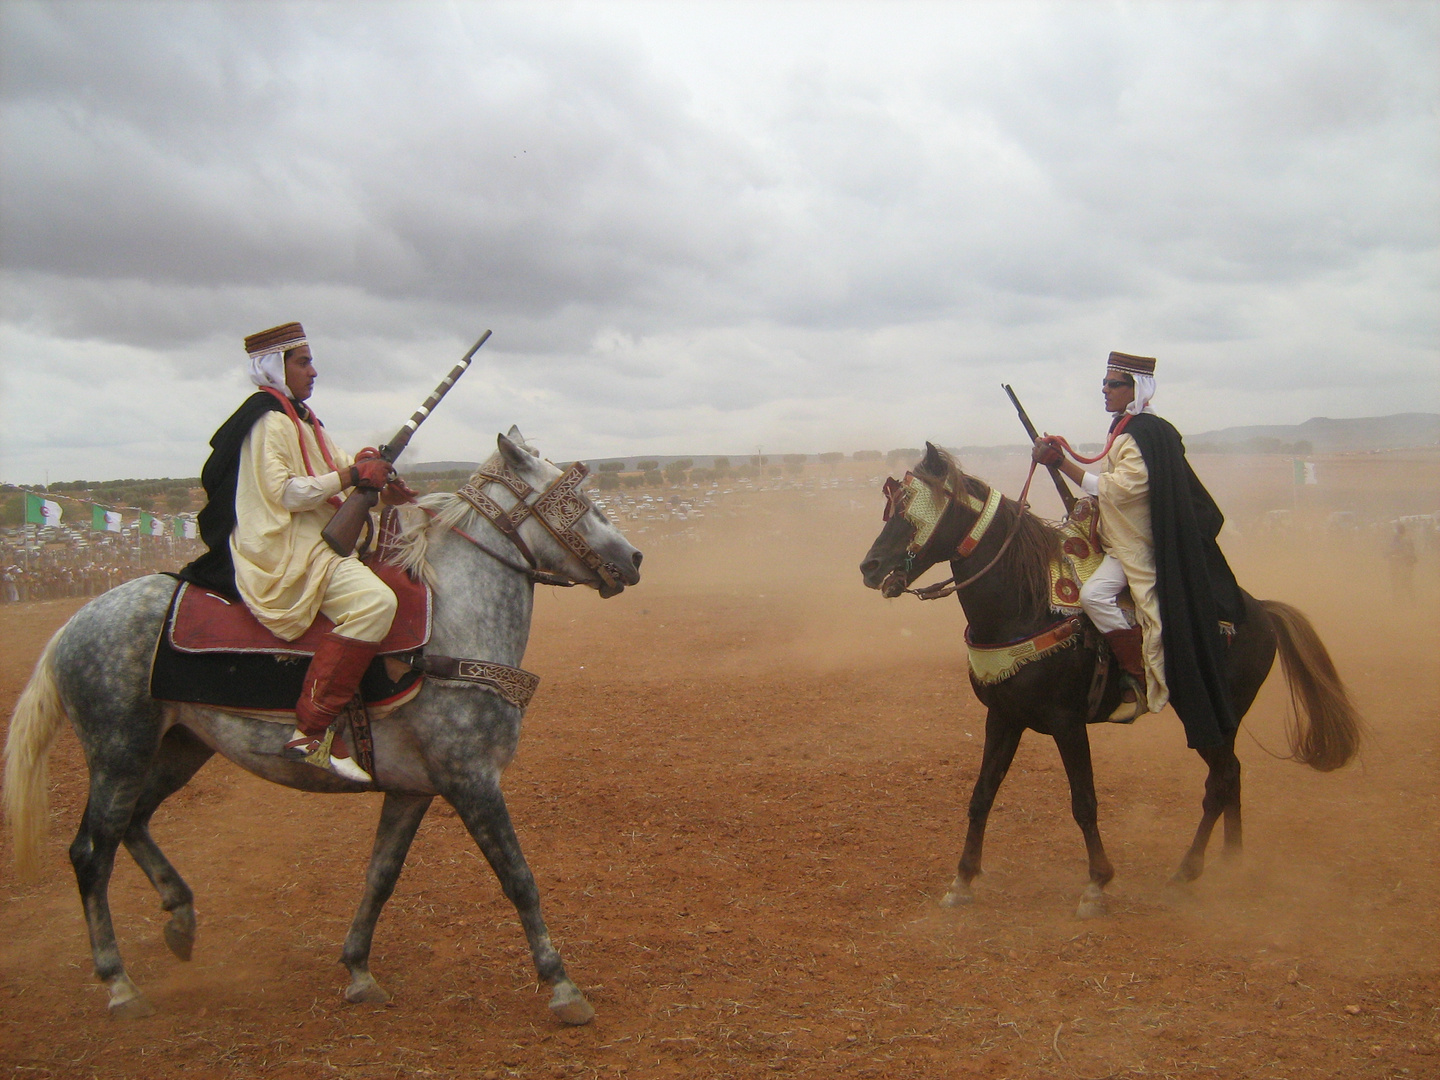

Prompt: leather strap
[
  {"left": 395, "top": 651, "right": 540, "bottom": 710},
  {"left": 956, "top": 488, "right": 1003, "bottom": 557}
]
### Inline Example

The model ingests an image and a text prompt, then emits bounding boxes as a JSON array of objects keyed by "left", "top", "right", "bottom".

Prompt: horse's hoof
[
  {"left": 164, "top": 909, "right": 196, "bottom": 962},
  {"left": 548, "top": 980, "right": 595, "bottom": 1026},
  {"left": 940, "top": 888, "right": 973, "bottom": 908},
  {"left": 345, "top": 972, "right": 392, "bottom": 1005},
  {"left": 1076, "top": 884, "right": 1107, "bottom": 920},
  {"left": 106, "top": 975, "right": 155, "bottom": 1020}
]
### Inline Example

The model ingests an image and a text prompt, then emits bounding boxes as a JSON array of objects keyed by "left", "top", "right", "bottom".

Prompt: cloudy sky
[{"left": 2, "top": 0, "right": 1435, "bottom": 484}]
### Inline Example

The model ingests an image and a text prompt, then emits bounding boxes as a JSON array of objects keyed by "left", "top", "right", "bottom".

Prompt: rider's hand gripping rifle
[
  {"left": 322, "top": 330, "right": 492, "bottom": 556},
  {"left": 1003, "top": 383, "right": 1076, "bottom": 516}
]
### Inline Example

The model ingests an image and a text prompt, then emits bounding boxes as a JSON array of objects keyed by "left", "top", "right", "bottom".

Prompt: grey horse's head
[{"left": 496, "top": 427, "right": 643, "bottom": 598}]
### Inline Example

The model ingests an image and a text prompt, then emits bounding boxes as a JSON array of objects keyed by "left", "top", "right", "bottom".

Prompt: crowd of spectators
[{"left": 0, "top": 530, "right": 202, "bottom": 604}]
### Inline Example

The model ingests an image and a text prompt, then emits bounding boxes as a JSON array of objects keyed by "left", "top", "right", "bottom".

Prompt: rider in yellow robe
[
  {"left": 182, "top": 322, "right": 408, "bottom": 781},
  {"left": 1035, "top": 351, "right": 1245, "bottom": 745}
]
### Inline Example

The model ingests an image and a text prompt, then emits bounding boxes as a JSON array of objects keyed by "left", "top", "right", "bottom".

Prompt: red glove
[
  {"left": 381, "top": 475, "right": 418, "bottom": 505},
  {"left": 351, "top": 458, "right": 394, "bottom": 491},
  {"left": 354, "top": 446, "right": 383, "bottom": 463},
  {"left": 1032, "top": 436, "right": 1064, "bottom": 467}
]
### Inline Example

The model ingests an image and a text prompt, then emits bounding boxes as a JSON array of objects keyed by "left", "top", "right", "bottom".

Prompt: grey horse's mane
[{"left": 383, "top": 447, "right": 515, "bottom": 586}]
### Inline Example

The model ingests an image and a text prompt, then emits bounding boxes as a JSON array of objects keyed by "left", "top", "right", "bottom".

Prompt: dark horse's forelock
[{"left": 914, "top": 447, "right": 1060, "bottom": 618}]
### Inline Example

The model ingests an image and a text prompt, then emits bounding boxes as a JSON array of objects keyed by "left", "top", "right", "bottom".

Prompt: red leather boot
[
  {"left": 285, "top": 631, "right": 381, "bottom": 782},
  {"left": 1104, "top": 626, "right": 1148, "bottom": 723}
]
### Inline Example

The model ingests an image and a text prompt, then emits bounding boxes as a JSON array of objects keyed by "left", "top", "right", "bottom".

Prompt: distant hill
[
  {"left": 1187, "top": 413, "right": 1438, "bottom": 454},
  {"left": 402, "top": 415, "right": 1438, "bottom": 475}
]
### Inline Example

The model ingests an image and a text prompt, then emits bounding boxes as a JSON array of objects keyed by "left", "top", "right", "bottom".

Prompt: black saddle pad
[{"left": 150, "top": 616, "right": 423, "bottom": 712}]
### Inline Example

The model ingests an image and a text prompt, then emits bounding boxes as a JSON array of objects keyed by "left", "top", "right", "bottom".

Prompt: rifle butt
[{"left": 322, "top": 488, "right": 381, "bottom": 556}]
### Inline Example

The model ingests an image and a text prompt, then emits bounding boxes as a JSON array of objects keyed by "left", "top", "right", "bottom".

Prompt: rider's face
[
  {"left": 284, "top": 345, "right": 316, "bottom": 401},
  {"left": 1102, "top": 368, "right": 1135, "bottom": 414}
]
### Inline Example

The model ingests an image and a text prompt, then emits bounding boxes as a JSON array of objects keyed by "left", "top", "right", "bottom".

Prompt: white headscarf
[
  {"left": 248, "top": 349, "right": 294, "bottom": 398},
  {"left": 1126, "top": 373, "right": 1157, "bottom": 416}
]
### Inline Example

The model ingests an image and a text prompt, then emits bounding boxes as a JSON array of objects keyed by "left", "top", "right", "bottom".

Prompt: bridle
[
  {"left": 448, "top": 460, "right": 626, "bottom": 592},
  {"left": 879, "top": 461, "right": 1039, "bottom": 600}
]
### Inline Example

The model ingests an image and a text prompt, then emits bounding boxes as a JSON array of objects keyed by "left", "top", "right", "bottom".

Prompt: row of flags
[{"left": 23, "top": 493, "right": 197, "bottom": 539}]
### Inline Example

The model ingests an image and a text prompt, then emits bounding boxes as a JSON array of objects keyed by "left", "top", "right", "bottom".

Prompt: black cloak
[
  {"left": 178, "top": 391, "right": 307, "bottom": 597},
  {"left": 1120, "top": 412, "right": 1245, "bottom": 749}
]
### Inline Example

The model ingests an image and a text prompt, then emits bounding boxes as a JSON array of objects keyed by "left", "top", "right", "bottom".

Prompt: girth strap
[{"left": 394, "top": 651, "right": 540, "bottom": 710}]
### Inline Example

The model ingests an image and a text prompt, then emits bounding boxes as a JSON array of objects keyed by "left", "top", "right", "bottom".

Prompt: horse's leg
[
  {"left": 70, "top": 767, "right": 155, "bottom": 1018},
  {"left": 1053, "top": 721, "right": 1115, "bottom": 919},
  {"left": 340, "top": 791, "right": 433, "bottom": 1004},
  {"left": 121, "top": 726, "right": 215, "bottom": 962},
  {"left": 943, "top": 709, "right": 1024, "bottom": 907},
  {"left": 1172, "top": 741, "right": 1242, "bottom": 885},
  {"left": 447, "top": 779, "right": 594, "bottom": 1025},
  {"left": 1220, "top": 732, "right": 1243, "bottom": 861}
]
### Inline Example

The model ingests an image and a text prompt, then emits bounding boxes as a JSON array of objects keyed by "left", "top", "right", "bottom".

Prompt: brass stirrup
[{"left": 1107, "top": 675, "right": 1147, "bottom": 724}]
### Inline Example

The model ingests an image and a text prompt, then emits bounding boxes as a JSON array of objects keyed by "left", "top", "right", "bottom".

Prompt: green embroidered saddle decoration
[{"left": 1048, "top": 496, "right": 1106, "bottom": 614}]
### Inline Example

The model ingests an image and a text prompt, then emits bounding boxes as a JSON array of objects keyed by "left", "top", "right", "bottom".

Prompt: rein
[
  {"left": 897, "top": 460, "right": 1040, "bottom": 601},
  {"left": 1042, "top": 413, "right": 1133, "bottom": 465}
]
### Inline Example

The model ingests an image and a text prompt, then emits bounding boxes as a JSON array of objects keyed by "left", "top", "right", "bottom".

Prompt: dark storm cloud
[{"left": 1, "top": 1, "right": 1435, "bottom": 482}]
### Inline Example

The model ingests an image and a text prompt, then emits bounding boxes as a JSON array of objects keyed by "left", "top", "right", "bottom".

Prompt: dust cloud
[{"left": 2, "top": 448, "right": 1436, "bottom": 1078}]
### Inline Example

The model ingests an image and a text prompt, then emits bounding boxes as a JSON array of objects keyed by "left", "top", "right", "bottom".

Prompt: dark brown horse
[{"left": 859, "top": 443, "right": 1360, "bottom": 917}]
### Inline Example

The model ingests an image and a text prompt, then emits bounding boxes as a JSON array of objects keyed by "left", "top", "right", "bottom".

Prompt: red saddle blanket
[{"left": 167, "top": 561, "right": 431, "bottom": 656}]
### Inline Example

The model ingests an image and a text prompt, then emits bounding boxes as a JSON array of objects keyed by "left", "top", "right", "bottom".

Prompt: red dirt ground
[{"left": 2, "top": 456, "right": 1437, "bottom": 1079}]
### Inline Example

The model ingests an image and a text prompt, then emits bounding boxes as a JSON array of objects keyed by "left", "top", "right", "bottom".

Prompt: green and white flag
[
  {"left": 139, "top": 512, "right": 165, "bottom": 537},
  {"left": 173, "top": 516, "right": 197, "bottom": 539},
  {"left": 92, "top": 505, "right": 121, "bottom": 532},
  {"left": 24, "top": 493, "right": 62, "bottom": 527}
]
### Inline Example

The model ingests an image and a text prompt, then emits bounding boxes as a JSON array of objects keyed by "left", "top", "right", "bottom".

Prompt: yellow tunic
[
  {"left": 231, "top": 411, "right": 353, "bottom": 641},
  {"left": 1096, "top": 432, "right": 1169, "bottom": 711}
]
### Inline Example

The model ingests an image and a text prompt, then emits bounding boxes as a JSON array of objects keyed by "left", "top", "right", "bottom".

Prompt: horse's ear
[
  {"left": 497, "top": 432, "right": 531, "bottom": 472},
  {"left": 506, "top": 424, "right": 525, "bottom": 443},
  {"left": 920, "top": 441, "right": 946, "bottom": 477}
]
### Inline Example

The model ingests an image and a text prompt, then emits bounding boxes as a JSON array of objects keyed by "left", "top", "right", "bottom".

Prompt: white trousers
[
  {"left": 318, "top": 556, "right": 397, "bottom": 643},
  {"left": 1080, "top": 554, "right": 1133, "bottom": 634}
]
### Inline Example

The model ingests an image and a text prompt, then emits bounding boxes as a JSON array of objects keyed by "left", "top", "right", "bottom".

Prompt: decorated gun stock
[{"left": 322, "top": 330, "right": 492, "bottom": 556}]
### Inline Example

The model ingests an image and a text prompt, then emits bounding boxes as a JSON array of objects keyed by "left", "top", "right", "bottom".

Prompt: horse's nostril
[
  {"left": 632, "top": 551, "right": 643, "bottom": 569},
  {"left": 860, "top": 559, "right": 879, "bottom": 576}
]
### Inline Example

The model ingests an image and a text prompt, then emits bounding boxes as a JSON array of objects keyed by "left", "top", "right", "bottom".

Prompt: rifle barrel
[
  {"left": 383, "top": 329, "right": 492, "bottom": 462},
  {"left": 1003, "top": 382, "right": 1075, "bottom": 514}
]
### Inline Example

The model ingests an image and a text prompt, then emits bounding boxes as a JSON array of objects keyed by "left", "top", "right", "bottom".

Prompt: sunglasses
[{"left": 1103, "top": 379, "right": 1133, "bottom": 390}]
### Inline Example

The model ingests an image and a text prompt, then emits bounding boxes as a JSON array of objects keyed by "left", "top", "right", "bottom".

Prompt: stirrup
[
  {"left": 1107, "top": 676, "right": 1147, "bottom": 724},
  {"left": 283, "top": 728, "right": 372, "bottom": 784}
]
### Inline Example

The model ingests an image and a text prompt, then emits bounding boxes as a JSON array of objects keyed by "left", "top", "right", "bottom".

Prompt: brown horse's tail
[
  {"left": 3, "top": 623, "right": 71, "bottom": 882},
  {"left": 1260, "top": 600, "right": 1362, "bottom": 772}
]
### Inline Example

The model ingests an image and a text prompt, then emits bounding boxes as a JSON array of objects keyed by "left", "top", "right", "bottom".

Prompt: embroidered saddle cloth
[
  {"left": 150, "top": 561, "right": 431, "bottom": 714},
  {"left": 1047, "top": 496, "right": 1108, "bottom": 612}
]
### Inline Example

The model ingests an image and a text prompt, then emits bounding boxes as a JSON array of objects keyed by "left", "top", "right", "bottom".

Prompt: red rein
[{"left": 1043, "top": 413, "right": 1133, "bottom": 465}]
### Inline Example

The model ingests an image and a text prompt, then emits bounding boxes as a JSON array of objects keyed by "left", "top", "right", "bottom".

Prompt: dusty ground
[{"left": 2, "top": 454, "right": 1437, "bottom": 1079}]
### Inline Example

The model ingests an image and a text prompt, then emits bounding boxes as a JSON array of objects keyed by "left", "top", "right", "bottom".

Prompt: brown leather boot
[
  {"left": 286, "top": 631, "right": 381, "bottom": 782},
  {"left": 1104, "top": 626, "right": 1148, "bottom": 723}
]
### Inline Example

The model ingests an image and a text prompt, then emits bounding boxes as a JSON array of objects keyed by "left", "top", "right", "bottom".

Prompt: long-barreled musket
[
  {"left": 1003, "top": 383, "right": 1075, "bottom": 515},
  {"left": 322, "top": 330, "right": 492, "bottom": 555}
]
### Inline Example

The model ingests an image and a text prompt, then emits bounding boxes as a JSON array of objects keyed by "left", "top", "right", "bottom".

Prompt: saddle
[{"left": 150, "top": 561, "right": 431, "bottom": 714}]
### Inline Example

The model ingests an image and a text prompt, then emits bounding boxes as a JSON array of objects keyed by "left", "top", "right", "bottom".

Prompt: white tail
[{"left": 3, "top": 624, "right": 70, "bottom": 881}]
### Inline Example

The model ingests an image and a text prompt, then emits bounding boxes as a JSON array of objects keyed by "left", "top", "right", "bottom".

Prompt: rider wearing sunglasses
[
  {"left": 1031, "top": 352, "right": 1244, "bottom": 750},
  {"left": 180, "top": 322, "right": 415, "bottom": 782}
]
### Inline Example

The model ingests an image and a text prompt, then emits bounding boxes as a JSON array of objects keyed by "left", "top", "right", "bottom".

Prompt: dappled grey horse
[{"left": 4, "top": 429, "right": 641, "bottom": 1022}]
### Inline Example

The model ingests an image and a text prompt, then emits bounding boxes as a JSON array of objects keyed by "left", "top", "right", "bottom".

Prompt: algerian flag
[
  {"left": 1292, "top": 460, "right": 1318, "bottom": 486},
  {"left": 174, "top": 516, "right": 197, "bottom": 539},
  {"left": 139, "top": 512, "right": 165, "bottom": 537},
  {"left": 92, "top": 505, "right": 121, "bottom": 532},
  {"left": 24, "top": 493, "right": 62, "bottom": 527}
]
